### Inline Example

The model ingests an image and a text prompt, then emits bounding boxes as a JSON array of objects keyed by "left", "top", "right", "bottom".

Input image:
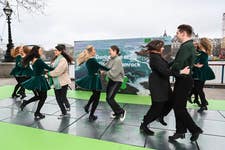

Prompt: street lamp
[{"left": 3, "top": 1, "right": 14, "bottom": 62}]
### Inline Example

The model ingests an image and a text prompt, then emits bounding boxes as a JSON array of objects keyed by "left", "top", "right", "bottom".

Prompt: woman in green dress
[
  {"left": 192, "top": 38, "right": 215, "bottom": 112},
  {"left": 76, "top": 45, "right": 109, "bottom": 121},
  {"left": 10, "top": 46, "right": 24, "bottom": 98},
  {"left": 20, "top": 46, "right": 54, "bottom": 120},
  {"left": 16, "top": 46, "right": 36, "bottom": 99}
]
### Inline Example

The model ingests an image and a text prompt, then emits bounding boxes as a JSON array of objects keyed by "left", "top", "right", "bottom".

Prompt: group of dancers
[
  {"left": 10, "top": 44, "right": 73, "bottom": 119},
  {"left": 10, "top": 24, "right": 215, "bottom": 142}
]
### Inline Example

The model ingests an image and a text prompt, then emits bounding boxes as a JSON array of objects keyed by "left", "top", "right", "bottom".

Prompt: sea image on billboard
[{"left": 74, "top": 37, "right": 172, "bottom": 95}]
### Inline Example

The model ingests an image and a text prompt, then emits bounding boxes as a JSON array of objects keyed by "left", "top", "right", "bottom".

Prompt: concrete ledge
[{"left": 0, "top": 63, "right": 15, "bottom": 78}]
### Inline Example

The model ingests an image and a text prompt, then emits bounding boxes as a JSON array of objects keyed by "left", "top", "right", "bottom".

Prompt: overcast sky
[{"left": 0, "top": 0, "right": 225, "bottom": 49}]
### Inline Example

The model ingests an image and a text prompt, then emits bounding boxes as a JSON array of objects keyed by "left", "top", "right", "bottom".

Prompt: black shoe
[
  {"left": 84, "top": 105, "right": 89, "bottom": 113},
  {"left": 20, "top": 100, "right": 27, "bottom": 111},
  {"left": 169, "top": 133, "right": 185, "bottom": 141},
  {"left": 157, "top": 117, "right": 167, "bottom": 126},
  {"left": 20, "top": 94, "right": 26, "bottom": 100},
  {"left": 140, "top": 123, "right": 154, "bottom": 135},
  {"left": 34, "top": 113, "right": 45, "bottom": 120},
  {"left": 89, "top": 115, "right": 98, "bottom": 121},
  {"left": 190, "top": 129, "right": 203, "bottom": 141},
  {"left": 12, "top": 93, "right": 20, "bottom": 98},
  {"left": 197, "top": 106, "right": 207, "bottom": 113}
]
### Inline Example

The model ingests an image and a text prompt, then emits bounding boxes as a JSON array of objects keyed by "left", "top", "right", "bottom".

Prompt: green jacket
[
  {"left": 192, "top": 50, "right": 215, "bottom": 81},
  {"left": 21, "top": 58, "right": 54, "bottom": 91},
  {"left": 171, "top": 40, "right": 195, "bottom": 78}
]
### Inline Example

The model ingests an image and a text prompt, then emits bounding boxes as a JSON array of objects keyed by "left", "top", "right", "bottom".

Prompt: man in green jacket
[{"left": 169, "top": 24, "right": 203, "bottom": 142}]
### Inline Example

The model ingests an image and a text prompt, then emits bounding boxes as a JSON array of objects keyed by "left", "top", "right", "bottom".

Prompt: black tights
[
  {"left": 86, "top": 90, "right": 101, "bottom": 116},
  {"left": 24, "top": 90, "right": 47, "bottom": 114}
]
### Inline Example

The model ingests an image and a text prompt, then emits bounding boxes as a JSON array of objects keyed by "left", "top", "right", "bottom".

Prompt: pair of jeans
[{"left": 106, "top": 79, "right": 124, "bottom": 115}]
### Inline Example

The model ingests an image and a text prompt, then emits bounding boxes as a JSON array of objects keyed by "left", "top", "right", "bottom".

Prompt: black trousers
[
  {"left": 173, "top": 77, "right": 201, "bottom": 134},
  {"left": 193, "top": 80, "right": 207, "bottom": 107},
  {"left": 54, "top": 85, "right": 70, "bottom": 115},
  {"left": 86, "top": 90, "right": 101, "bottom": 116},
  {"left": 143, "top": 101, "right": 167, "bottom": 126},
  {"left": 106, "top": 79, "right": 124, "bottom": 115},
  {"left": 24, "top": 90, "right": 47, "bottom": 114}
]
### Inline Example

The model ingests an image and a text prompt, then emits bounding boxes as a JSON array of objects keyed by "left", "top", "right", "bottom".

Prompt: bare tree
[{"left": 0, "top": 0, "right": 46, "bottom": 19}]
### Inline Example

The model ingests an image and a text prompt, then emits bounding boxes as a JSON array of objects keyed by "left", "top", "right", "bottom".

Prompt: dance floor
[{"left": 0, "top": 86, "right": 225, "bottom": 150}]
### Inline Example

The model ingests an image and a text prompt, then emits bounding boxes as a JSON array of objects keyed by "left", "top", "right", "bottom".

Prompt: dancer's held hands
[{"left": 180, "top": 66, "right": 190, "bottom": 75}]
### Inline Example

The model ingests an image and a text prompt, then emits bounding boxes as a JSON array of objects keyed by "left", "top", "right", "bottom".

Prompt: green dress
[
  {"left": 10, "top": 55, "right": 23, "bottom": 76},
  {"left": 21, "top": 58, "right": 54, "bottom": 91},
  {"left": 20, "top": 62, "right": 34, "bottom": 77},
  {"left": 76, "top": 58, "right": 109, "bottom": 90},
  {"left": 192, "top": 50, "right": 215, "bottom": 81}
]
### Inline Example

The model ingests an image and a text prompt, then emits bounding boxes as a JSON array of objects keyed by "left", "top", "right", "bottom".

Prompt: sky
[{"left": 0, "top": 0, "right": 225, "bottom": 49}]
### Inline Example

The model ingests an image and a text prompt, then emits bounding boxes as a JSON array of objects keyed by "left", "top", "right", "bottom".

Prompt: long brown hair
[
  {"left": 51, "top": 44, "right": 73, "bottom": 64},
  {"left": 11, "top": 46, "right": 23, "bottom": 58},
  {"left": 199, "top": 38, "right": 212, "bottom": 55},
  {"left": 146, "top": 40, "right": 164, "bottom": 53},
  {"left": 76, "top": 45, "right": 94, "bottom": 66}
]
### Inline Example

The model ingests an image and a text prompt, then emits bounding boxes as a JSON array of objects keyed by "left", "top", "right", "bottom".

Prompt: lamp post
[{"left": 3, "top": 1, "right": 14, "bottom": 62}]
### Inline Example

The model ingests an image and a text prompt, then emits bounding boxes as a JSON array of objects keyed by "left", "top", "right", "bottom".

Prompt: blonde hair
[
  {"left": 23, "top": 46, "right": 31, "bottom": 55},
  {"left": 76, "top": 45, "right": 94, "bottom": 66},
  {"left": 11, "top": 46, "right": 23, "bottom": 58},
  {"left": 199, "top": 38, "right": 212, "bottom": 55}
]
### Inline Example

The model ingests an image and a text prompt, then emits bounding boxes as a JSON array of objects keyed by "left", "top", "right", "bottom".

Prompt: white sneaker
[
  {"left": 110, "top": 112, "right": 117, "bottom": 119},
  {"left": 58, "top": 113, "right": 70, "bottom": 119},
  {"left": 120, "top": 110, "right": 126, "bottom": 122}
]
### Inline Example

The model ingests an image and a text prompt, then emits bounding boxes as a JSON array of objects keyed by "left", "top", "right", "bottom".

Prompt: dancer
[
  {"left": 187, "top": 41, "right": 201, "bottom": 106},
  {"left": 169, "top": 24, "right": 203, "bottom": 142},
  {"left": 76, "top": 45, "right": 109, "bottom": 121},
  {"left": 20, "top": 46, "right": 54, "bottom": 120},
  {"left": 48, "top": 44, "right": 73, "bottom": 119},
  {"left": 10, "top": 46, "right": 24, "bottom": 98},
  {"left": 139, "top": 40, "right": 190, "bottom": 135},
  {"left": 17, "top": 46, "right": 35, "bottom": 99},
  {"left": 192, "top": 38, "right": 215, "bottom": 112},
  {"left": 101, "top": 45, "right": 126, "bottom": 121}
]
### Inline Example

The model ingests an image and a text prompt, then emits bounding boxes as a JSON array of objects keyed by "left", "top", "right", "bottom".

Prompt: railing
[{"left": 207, "top": 61, "right": 225, "bottom": 84}]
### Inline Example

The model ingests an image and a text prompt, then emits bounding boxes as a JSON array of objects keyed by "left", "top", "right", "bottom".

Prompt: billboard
[{"left": 74, "top": 36, "right": 172, "bottom": 95}]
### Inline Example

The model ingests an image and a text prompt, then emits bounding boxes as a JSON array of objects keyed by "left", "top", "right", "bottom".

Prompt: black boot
[
  {"left": 20, "top": 100, "right": 27, "bottom": 111},
  {"left": 169, "top": 133, "right": 185, "bottom": 141},
  {"left": 84, "top": 105, "right": 89, "bottom": 113},
  {"left": 140, "top": 123, "right": 154, "bottom": 135},
  {"left": 197, "top": 106, "right": 208, "bottom": 113},
  {"left": 89, "top": 115, "right": 98, "bottom": 121},
  {"left": 157, "top": 117, "right": 167, "bottom": 126},
  {"left": 34, "top": 112, "right": 45, "bottom": 120},
  {"left": 190, "top": 129, "right": 203, "bottom": 141}
]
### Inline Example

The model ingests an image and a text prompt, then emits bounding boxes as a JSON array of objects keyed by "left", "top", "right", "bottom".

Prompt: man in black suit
[{"left": 169, "top": 24, "right": 203, "bottom": 142}]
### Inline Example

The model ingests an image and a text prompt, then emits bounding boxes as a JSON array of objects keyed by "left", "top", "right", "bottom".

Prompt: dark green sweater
[{"left": 171, "top": 40, "right": 195, "bottom": 78}]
